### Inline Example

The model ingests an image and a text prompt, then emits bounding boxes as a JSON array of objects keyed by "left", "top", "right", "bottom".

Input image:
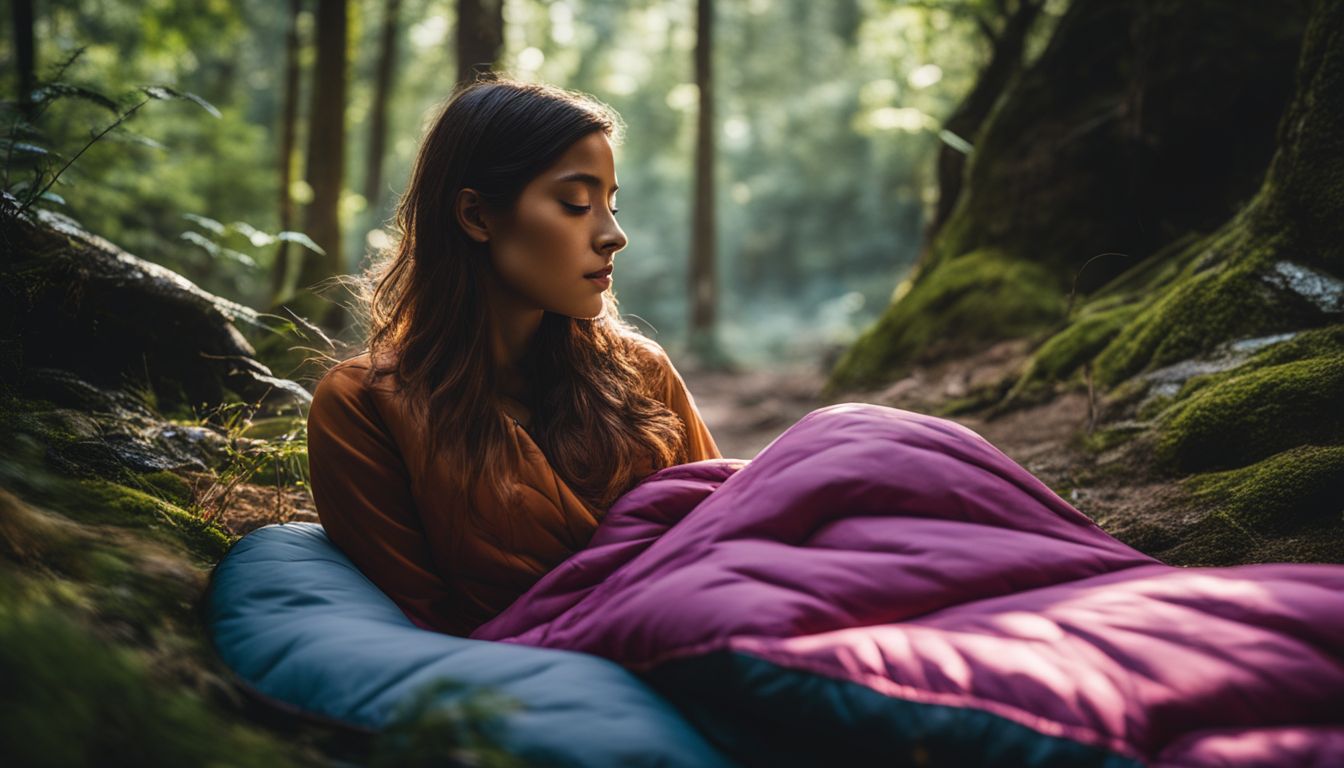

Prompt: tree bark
[
  {"left": 926, "top": 0, "right": 1043, "bottom": 245},
  {"left": 12, "top": 0, "right": 36, "bottom": 122},
  {"left": 688, "top": 0, "right": 723, "bottom": 366},
  {"left": 269, "top": 0, "right": 304, "bottom": 310},
  {"left": 456, "top": 0, "right": 504, "bottom": 87},
  {"left": 364, "top": 0, "right": 402, "bottom": 217},
  {"left": 296, "top": 0, "right": 349, "bottom": 331}
]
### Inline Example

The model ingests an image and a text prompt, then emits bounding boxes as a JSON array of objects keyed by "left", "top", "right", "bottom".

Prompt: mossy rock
[
  {"left": 1091, "top": 223, "right": 1330, "bottom": 387},
  {"left": 1155, "top": 354, "right": 1343, "bottom": 474},
  {"left": 1184, "top": 444, "right": 1344, "bottom": 539},
  {"left": 1093, "top": 0, "right": 1344, "bottom": 386},
  {"left": 1009, "top": 301, "right": 1143, "bottom": 398},
  {"left": 1153, "top": 325, "right": 1344, "bottom": 473},
  {"left": 1, "top": 208, "right": 309, "bottom": 417},
  {"left": 826, "top": 248, "right": 1065, "bottom": 391},
  {"left": 930, "top": 0, "right": 1305, "bottom": 286}
]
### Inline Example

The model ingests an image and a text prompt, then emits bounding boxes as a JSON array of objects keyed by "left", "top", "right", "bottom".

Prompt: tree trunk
[
  {"left": 12, "top": 0, "right": 36, "bottom": 122},
  {"left": 688, "top": 0, "right": 724, "bottom": 366},
  {"left": 926, "top": 0, "right": 1043, "bottom": 246},
  {"left": 269, "top": 0, "right": 303, "bottom": 310},
  {"left": 829, "top": 0, "right": 1308, "bottom": 391},
  {"left": 456, "top": 0, "right": 504, "bottom": 87},
  {"left": 295, "top": 0, "right": 349, "bottom": 331},
  {"left": 364, "top": 0, "right": 402, "bottom": 217}
]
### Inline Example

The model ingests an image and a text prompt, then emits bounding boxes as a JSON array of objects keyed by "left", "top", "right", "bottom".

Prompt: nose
[{"left": 598, "top": 221, "right": 627, "bottom": 256}]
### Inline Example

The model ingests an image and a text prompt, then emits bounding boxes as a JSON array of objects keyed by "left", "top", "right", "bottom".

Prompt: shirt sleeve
[
  {"left": 650, "top": 347, "right": 723, "bottom": 462},
  {"left": 305, "top": 364, "right": 463, "bottom": 635}
]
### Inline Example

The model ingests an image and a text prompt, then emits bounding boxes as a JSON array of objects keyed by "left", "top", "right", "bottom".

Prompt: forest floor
[{"left": 681, "top": 340, "right": 1192, "bottom": 556}]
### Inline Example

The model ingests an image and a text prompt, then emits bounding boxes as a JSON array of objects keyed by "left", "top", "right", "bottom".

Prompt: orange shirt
[{"left": 305, "top": 343, "right": 722, "bottom": 637}]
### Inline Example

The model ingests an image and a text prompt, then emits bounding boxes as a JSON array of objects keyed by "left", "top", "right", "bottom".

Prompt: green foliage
[
  {"left": 2, "top": 48, "right": 223, "bottom": 219},
  {"left": 828, "top": 248, "right": 1065, "bottom": 390},
  {"left": 369, "top": 678, "right": 528, "bottom": 768}
]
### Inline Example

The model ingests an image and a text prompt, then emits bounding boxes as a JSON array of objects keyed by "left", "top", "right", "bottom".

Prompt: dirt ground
[{"left": 680, "top": 340, "right": 1193, "bottom": 553}]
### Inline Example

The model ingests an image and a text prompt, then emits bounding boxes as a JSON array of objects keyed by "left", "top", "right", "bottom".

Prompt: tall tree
[
  {"left": 456, "top": 0, "right": 504, "bottom": 86},
  {"left": 296, "top": 0, "right": 350, "bottom": 330},
  {"left": 270, "top": 0, "right": 304, "bottom": 310},
  {"left": 688, "top": 0, "right": 725, "bottom": 366},
  {"left": 364, "top": 0, "right": 402, "bottom": 219},
  {"left": 11, "top": 0, "right": 36, "bottom": 121}
]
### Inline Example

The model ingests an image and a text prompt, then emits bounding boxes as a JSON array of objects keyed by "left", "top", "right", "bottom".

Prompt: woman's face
[{"left": 462, "top": 131, "right": 627, "bottom": 320}]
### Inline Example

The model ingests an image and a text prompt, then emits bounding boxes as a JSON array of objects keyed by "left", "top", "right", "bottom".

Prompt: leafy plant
[
  {"left": 1, "top": 46, "right": 221, "bottom": 221},
  {"left": 178, "top": 211, "right": 325, "bottom": 273}
]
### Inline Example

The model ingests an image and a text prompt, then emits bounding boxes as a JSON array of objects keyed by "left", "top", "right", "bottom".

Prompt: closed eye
[{"left": 562, "top": 201, "right": 620, "bottom": 216}]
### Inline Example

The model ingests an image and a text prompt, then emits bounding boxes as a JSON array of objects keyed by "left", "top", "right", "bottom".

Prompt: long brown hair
[{"left": 339, "top": 77, "right": 690, "bottom": 545}]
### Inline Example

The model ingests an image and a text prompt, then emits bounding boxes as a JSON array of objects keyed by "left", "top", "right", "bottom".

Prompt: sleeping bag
[{"left": 468, "top": 403, "right": 1344, "bottom": 767}]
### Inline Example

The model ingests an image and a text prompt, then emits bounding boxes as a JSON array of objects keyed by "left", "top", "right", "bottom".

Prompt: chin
[
  {"left": 580, "top": 298, "right": 606, "bottom": 320},
  {"left": 554, "top": 296, "right": 606, "bottom": 321}
]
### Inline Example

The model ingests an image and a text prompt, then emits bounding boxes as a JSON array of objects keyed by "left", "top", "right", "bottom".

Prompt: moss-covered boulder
[
  {"left": 0, "top": 199, "right": 312, "bottom": 422},
  {"left": 1092, "top": 1, "right": 1344, "bottom": 385},
  {"left": 1027, "top": 0, "right": 1343, "bottom": 565},
  {"left": 1152, "top": 328, "right": 1344, "bottom": 474},
  {"left": 828, "top": 0, "right": 1308, "bottom": 392},
  {"left": 826, "top": 249, "right": 1065, "bottom": 388}
]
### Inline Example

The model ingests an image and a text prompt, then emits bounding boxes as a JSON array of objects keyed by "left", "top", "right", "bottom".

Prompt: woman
[{"left": 306, "top": 77, "right": 721, "bottom": 638}]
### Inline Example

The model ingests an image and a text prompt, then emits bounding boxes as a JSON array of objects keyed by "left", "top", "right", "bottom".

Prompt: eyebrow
[{"left": 553, "top": 171, "right": 619, "bottom": 193}]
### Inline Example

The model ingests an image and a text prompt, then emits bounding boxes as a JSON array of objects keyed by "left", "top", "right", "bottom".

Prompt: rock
[{"left": 0, "top": 202, "right": 310, "bottom": 420}]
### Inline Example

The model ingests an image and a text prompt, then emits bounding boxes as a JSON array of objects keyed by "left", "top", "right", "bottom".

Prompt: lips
[{"left": 584, "top": 265, "right": 613, "bottom": 279}]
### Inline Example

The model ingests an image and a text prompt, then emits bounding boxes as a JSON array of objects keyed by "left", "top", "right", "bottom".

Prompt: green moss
[
  {"left": 1081, "top": 423, "right": 1148, "bottom": 456},
  {"left": 1017, "top": 302, "right": 1143, "bottom": 388},
  {"left": 67, "top": 478, "right": 234, "bottom": 563},
  {"left": 131, "top": 469, "right": 195, "bottom": 508},
  {"left": 1092, "top": 230, "right": 1309, "bottom": 387},
  {"left": 1184, "top": 444, "right": 1344, "bottom": 536},
  {"left": 1155, "top": 353, "right": 1344, "bottom": 473},
  {"left": 1236, "top": 324, "right": 1344, "bottom": 369},
  {"left": 827, "top": 248, "right": 1066, "bottom": 391},
  {"left": 0, "top": 570, "right": 300, "bottom": 768}
]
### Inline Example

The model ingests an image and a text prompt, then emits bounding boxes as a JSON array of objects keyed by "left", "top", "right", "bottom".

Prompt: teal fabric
[
  {"left": 203, "top": 522, "right": 734, "bottom": 768},
  {"left": 645, "top": 651, "right": 1145, "bottom": 768}
]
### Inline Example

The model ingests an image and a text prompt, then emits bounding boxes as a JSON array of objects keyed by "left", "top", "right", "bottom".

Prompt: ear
[{"left": 455, "top": 188, "right": 491, "bottom": 243}]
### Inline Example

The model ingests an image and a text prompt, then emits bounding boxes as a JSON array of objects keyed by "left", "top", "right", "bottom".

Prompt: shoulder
[
  {"left": 622, "top": 334, "right": 675, "bottom": 391},
  {"left": 309, "top": 353, "right": 392, "bottom": 426},
  {"left": 313, "top": 353, "right": 373, "bottom": 399}
]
